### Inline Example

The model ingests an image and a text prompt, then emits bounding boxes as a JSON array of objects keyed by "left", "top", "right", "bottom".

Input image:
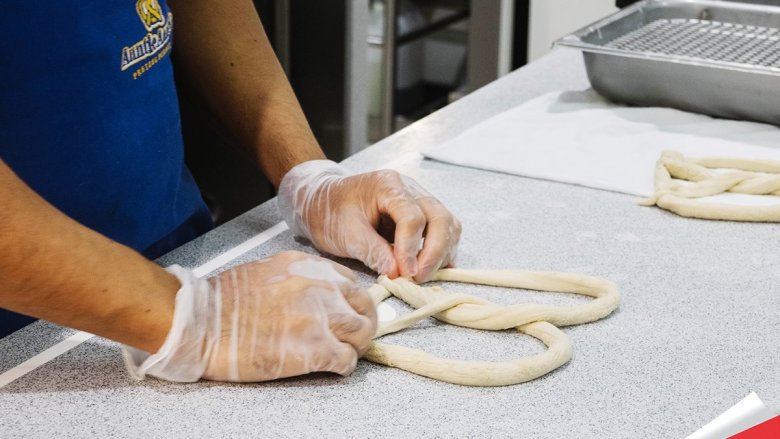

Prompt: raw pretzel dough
[
  {"left": 363, "top": 268, "right": 620, "bottom": 386},
  {"left": 641, "top": 150, "right": 780, "bottom": 222}
]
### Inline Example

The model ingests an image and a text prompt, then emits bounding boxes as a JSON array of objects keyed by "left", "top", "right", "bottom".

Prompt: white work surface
[{"left": 0, "top": 49, "right": 778, "bottom": 438}]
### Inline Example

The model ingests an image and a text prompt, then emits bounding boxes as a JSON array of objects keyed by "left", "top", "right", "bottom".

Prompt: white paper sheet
[{"left": 423, "top": 90, "right": 780, "bottom": 206}]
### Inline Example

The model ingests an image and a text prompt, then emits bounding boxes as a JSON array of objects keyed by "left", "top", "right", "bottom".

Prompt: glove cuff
[
  {"left": 122, "top": 265, "right": 218, "bottom": 382},
  {"left": 277, "top": 159, "right": 350, "bottom": 238}
]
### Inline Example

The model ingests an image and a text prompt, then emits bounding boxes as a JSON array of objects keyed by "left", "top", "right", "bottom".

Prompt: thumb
[{"left": 344, "top": 220, "right": 398, "bottom": 277}]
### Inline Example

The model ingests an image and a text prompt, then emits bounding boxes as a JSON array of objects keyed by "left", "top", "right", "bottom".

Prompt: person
[{"left": 0, "top": 1, "right": 461, "bottom": 382}]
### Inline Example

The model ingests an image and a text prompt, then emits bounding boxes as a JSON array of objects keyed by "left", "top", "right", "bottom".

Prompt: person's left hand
[{"left": 277, "top": 160, "right": 461, "bottom": 282}]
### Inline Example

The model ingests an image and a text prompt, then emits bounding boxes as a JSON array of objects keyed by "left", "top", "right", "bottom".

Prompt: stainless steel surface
[
  {"left": 345, "top": 1, "right": 369, "bottom": 156},
  {"left": 609, "top": 19, "right": 780, "bottom": 68},
  {"left": 381, "top": 0, "right": 396, "bottom": 137},
  {"left": 555, "top": 0, "right": 780, "bottom": 126},
  {"left": 724, "top": 0, "right": 780, "bottom": 5},
  {"left": 467, "top": 0, "right": 514, "bottom": 91}
]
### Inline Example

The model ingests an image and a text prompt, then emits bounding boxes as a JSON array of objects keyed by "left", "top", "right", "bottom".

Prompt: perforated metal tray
[{"left": 556, "top": 0, "right": 780, "bottom": 126}]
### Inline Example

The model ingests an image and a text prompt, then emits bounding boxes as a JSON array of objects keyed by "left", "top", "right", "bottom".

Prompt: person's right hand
[{"left": 123, "top": 251, "right": 377, "bottom": 383}]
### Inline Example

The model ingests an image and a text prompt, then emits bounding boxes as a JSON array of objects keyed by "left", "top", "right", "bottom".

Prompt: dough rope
[
  {"left": 641, "top": 150, "right": 780, "bottom": 221},
  {"left": 363, "top": 268, "right": 620, "bottom": 387}
]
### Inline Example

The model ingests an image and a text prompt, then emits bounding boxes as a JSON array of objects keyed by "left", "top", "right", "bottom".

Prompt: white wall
[{"left": 528, "top": 0, "right": 618, "bottom": 61}]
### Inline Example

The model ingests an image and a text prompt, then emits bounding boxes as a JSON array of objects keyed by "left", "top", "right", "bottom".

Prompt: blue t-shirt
[{"left": 0, "top": 1, "right": 212, "bottom": 336}]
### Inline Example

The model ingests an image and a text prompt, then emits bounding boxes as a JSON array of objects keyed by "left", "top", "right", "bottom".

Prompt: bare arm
[
  {"left": 168, "top": 0, "right": 324, "bottom": 187},
  {"left": 0, "top": 160, "right": 178, "bottom": 353}
]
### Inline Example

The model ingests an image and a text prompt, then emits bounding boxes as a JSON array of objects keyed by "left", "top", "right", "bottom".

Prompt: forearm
[
  {"left": 0, "top": 160, "right": 178, "bottom": 352},
  {"left": 169, "top": 0, "right": 325, "bottom": 187}
]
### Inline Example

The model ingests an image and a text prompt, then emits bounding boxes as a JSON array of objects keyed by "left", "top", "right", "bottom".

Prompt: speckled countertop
[{"left": 1, "top": 48, "right": 778, "bottom": 438}]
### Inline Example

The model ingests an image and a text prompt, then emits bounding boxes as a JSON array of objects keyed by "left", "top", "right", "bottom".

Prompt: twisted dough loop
[
  {"left": 640, "top": 150, "right": 780, "bottom": 222},
  {"left": 363, "top": 268, "right": 620, "bottom": 387}
]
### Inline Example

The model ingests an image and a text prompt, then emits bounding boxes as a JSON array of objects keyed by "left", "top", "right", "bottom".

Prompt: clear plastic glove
[
  {"left": 278, "top": 160, "right": 461, "bottom": 282},
  {"left": 123, "top": 251, "right": 377, "bottom": 382}
]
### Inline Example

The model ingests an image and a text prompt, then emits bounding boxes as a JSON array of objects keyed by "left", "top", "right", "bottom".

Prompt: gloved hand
[
  {"left": 277, "top": 160, "right": 461, "bottom": 282},
  {"left": 123, "top": 251, "right": 377, "bottom": 382}
]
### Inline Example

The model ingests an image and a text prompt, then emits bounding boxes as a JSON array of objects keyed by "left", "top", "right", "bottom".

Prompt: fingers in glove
[
  {"left": 318, "top": 284, "right": 376, "bottom": 354},
  {"left": 413, "top": 198, "right": 462, "bottom": 282},
  {"left": 443, "top": 240, "right": 459, "bottom": 268},
  {"left": 327, "top": 312, "right": 375, "bottom": 356},
  {"left": 343, "top": 220, "right": 397, "bottom": 276},
  {"left": 340, "top": 284, "right": 378, "bottom": 326},
  {"left": 377, "top": 178, "right": 425, "bottom": 277},
  {"left": 311, "top": 339, "right": 360, "bottom": 376}
]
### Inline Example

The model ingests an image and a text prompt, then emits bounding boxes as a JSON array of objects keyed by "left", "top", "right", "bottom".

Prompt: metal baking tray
[{"left": 555, "top": 0, "right": 780, "bottom": 126}]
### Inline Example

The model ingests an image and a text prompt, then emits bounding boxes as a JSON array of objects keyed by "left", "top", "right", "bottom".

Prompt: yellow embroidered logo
[
  {"left": 120, "top": 0, "right": 173, "bottom": 79},
  {"left": 136, "top": 0, "right": 166, "bottom": 32}
]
